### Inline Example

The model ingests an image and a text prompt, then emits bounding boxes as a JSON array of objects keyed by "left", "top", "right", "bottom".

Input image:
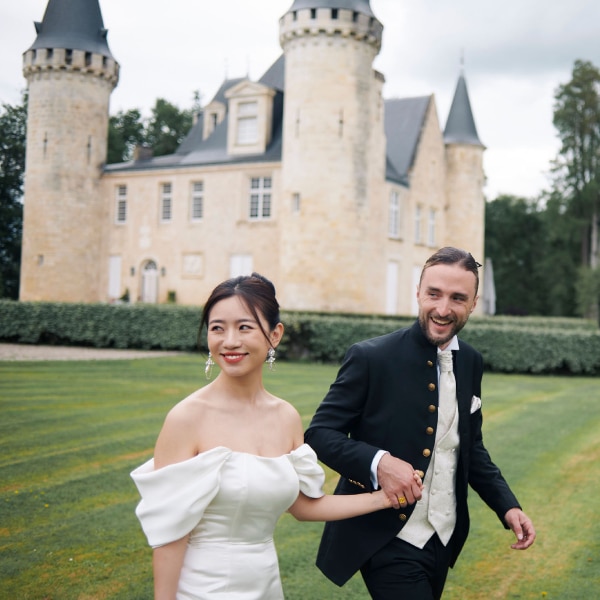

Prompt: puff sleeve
[
  {"left": 288, "top": 444, "right": 326, "bottom": 499},
  {"left": 130, "top": 447, "right": 231, "bottom": 548}
]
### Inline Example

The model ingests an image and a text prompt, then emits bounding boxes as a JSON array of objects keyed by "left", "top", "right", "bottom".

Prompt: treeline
[{"left": 485, "top": 60, "right": 600, "bottom": 322}]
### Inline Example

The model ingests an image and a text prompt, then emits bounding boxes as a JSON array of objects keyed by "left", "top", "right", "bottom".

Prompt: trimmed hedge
[
  {"left": 0, "top": 301, "right": 200, "bottom": 351},
  {"left": 1, "top": 300, "right": 599, "bottom": 375}
]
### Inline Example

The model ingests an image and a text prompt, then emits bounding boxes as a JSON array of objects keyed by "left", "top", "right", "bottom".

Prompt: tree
[
  {"left": 484, "top": 195, "right": 549, "bottom": 315},
  {"left": 0, "top": 93, "right": 27, "bottom": 299},
  {"left": 107, "top": 108, "right": 145, "bottom": 163},
  {"left": 107, "top": 99, "right": 194, "bottom": 163},
  {"left": 145, "top": 98, "right": 193, "bottom": 157},
  {"left": 537, "top": 189, "right": 580, "bottom": 317},
  {"left": 553, "top": 60, "right": 600, "bottom": 270}
]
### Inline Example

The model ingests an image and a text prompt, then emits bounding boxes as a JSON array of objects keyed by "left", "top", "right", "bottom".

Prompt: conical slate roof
[
  {"left": 443, "top": 74, "right": 483, "bottom": 147},
  {"left": 28, "top": 0, "right": 114, "bottom": 59},
  {"left": 285, "top": 0, "right": 375, "bottom": 17}
]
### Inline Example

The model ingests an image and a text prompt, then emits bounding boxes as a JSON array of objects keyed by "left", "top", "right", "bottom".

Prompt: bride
[{"left": 131, "top": 273, "right": 406, "bottom": 599}]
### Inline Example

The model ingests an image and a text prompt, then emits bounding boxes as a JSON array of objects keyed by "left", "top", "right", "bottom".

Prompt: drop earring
[
  {"left": 266, "top": 347, "right": 276, "bottom": 370},
  {"left": 205, "top": 352, "right": 215, "bottom": 380}
]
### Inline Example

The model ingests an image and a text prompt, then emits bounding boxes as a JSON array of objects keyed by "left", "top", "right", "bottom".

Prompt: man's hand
[
  {"left": 504, "top": 507, "right": 536, "bottom": 550},
  {"left": 377, "top": 453, "right": 424, "bottom": 509}
]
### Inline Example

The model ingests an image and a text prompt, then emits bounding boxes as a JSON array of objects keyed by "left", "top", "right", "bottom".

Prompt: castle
[{"left": 19, "top": 0, "right": 486, "bottom": 316}]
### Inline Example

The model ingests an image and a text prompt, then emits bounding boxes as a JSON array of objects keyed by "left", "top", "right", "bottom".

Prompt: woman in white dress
[{"left": 131, "top": 273, "right": 402, "bottom": 600}]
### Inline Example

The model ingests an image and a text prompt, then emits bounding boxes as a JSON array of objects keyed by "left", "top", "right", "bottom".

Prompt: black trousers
[{"left": 360, "top": 534, "right": 453, "bottom": 600}]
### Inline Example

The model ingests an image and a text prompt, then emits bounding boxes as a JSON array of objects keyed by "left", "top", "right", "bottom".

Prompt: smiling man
[{"left": 305, "top": 246, "right": 535, "bottom": 600}]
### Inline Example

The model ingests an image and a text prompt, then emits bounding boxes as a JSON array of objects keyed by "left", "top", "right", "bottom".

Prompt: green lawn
[{"left": 1, "top": 356, "right": 599, "bottom": 599}]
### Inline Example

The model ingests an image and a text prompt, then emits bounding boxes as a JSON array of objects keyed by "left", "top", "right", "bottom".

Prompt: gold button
[
  {"left": 427, "top": 360, "right": 434, "bottom": 367},
  {"left": 416, "top": 470, "right": 425, "bottom": 479},
  {"left": 423, "top": 449, "right": 431, "bottom": 458},
  {"left": 399, "top": 513, "right": 407, "bottom": 521},
  {"left": 428, "top": 404, "right": 436, "bottom": 413},
  {"left": 426, "top": 427, "right": 434, "bottom": 435},
  {"left": 428, "top": 383, "right": 436, "bottom": 391}
]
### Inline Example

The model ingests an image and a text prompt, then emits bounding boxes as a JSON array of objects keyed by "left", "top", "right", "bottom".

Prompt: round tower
[
  {"left": 277, "top": 0, "right": 387, "bottom": 312},
  {"left": 20, "top": 0, "right": 119, "bottom": 302},
  {"left": 443, "top": 72, "right": 485, "bottom": 272}
]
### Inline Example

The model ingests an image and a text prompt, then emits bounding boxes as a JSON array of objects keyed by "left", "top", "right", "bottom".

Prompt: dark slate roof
[
  {"left": 28, "top": 0, "right": 114, "bottom": 59},
  {"left": 443, "top": 74, "right": 483, "bottom": 147},
  {"left": 259, "top": 54, "right": 285, "bottom": 92},
  {"left": 210, "top": 77, "right": 246, "bottom": 105},
  {"left": 174, "top": 78, "right": 246, "bottom": 156},
  {"left": 174, "top": 112, "right": 204, "bottom": 156},
  {"left": 384, "top": 96, "right": 431, "bottom": 186},
  {"left": 285, "top": 0, "right": 375, "bottom": 17}
]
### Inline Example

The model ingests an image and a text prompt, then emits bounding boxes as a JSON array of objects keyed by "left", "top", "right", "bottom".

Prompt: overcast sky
[{"left": 1, "top": 0, "right": 599, "bottom": 200}]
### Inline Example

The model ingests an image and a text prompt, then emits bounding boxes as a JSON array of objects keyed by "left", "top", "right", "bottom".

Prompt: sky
[{"left": 1, "top": 0, "right": 599, "bottom": 200}]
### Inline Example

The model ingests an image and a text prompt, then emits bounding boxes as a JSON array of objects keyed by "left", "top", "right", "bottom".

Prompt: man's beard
[{"left": 418, "top": 313, "right": 467, "bottom": 347}]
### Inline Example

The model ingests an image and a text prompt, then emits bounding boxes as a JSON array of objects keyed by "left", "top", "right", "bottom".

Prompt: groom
[{"left": 305, "top": 247, "right": 535, "bottom": 599}]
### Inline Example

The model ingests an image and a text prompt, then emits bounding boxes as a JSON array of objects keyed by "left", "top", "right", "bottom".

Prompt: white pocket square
[{"left": 470, "top": 395, "right": 482, "bottom": 413}]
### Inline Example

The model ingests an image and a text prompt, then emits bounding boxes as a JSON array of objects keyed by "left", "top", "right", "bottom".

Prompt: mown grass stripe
[{"left": 1, "top": 359, "right": 598, "bottom": 599}]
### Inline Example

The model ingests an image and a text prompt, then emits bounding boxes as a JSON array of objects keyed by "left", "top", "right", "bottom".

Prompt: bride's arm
[
  {"left": 285, "top": 405, "right": 392, "bottom": 521},
  {"left": 152, "top": 536, "right": 189, "bottom": 600},
  {"left": 287, "top": 489, "right": 392, "bottom": 522},
  {"left": 151, "top": 401, "right": 198, "bottom": 598}
]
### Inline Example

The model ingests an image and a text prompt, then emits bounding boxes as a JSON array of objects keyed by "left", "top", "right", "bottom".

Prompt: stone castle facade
[{"left": 20, "top": 0, "right": 486, "bottom": 316}]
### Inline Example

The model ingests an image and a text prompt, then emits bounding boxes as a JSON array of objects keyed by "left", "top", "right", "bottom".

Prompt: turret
[
  {"left": 443, "top": 71, "right": 485, "bottom": 286},
  {"left": 20, "top": 0, "right": 119, "bottom": 302},
  {"left": 277, "top": 0, "right": 387, "bottom": 311}
]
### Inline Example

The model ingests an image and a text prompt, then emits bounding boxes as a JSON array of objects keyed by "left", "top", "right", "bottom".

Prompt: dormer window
[
  {"left": 236, "top": 101, "right": 258, "bottom": 145},
  {"left": 202, "top": 101, "right": 226, "bottom": 140},
  {"left": 225, "top": 81, "right": 276, "bottom": 156}
]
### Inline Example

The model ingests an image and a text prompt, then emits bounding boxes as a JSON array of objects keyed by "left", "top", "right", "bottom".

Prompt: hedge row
[
  {"left": 1, "top": 300, "right": 599, "bottom": 375},
  {"left": 0, "top": 301, "right": 201, "bottom": 351}
]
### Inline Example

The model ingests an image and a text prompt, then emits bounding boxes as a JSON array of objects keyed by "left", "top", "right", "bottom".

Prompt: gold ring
[{"left": 397, "top": 496, "right": 407, "bottom": 504}]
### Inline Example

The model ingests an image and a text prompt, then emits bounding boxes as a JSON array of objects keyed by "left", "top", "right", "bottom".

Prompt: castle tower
[
  {"left": 443, "top": 71, "right": 485, "bottom": 269},
  {"left": 20, "top": 0, "right": 119, "bottom": 302},
  {"left": 277, "top": 0, "right": 387, "bottom": 312}
]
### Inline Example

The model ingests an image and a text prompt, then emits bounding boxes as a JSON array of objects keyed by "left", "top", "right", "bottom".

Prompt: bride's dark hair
[{"left": 199, "top": 273, "right": 280, "bottom": 344}]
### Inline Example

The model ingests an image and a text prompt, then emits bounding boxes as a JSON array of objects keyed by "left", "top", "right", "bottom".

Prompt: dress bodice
[{"left": 131, "top": 443, "right": 325, "bottom": 548}]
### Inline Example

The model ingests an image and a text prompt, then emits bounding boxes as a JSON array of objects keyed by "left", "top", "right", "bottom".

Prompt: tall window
[
  {"left": 428, "top": 208, "right": 436, "bottom": 246},
  {"left": 414, "top": 205, "right": 422, "bottom": 244},
  {"left": 115, "top": 185, "right": 127, "bottom": 223},
  {"left": 230, "top": 254, "right": 253, "bottom": 278},
  {"left": 191, "top": 181, "right": 204, "bottom": 221},
  {"left": 249, "top": 177, "right": 272, "bottom": 220},
  {"left": 388, "top": 191, "right": 401, "bottom": 238},
  {"left": 236, "top": 101, "right": 258, "bottom": 145},
  {"left": 292, "top": 192, "right": 301, "bottom": 214},
  {"left": 108, "top": 255, "right": 122, "bottom": 299},
  {"left": 161, "top": 183, "right": 172, "bottom": 222}
]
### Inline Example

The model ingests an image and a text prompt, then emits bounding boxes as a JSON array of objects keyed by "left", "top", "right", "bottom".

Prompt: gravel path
[{"left": 0, "top": 343, "right": 192, "bottom": 361}]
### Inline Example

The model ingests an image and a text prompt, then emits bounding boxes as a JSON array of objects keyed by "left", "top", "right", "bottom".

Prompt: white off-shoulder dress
[{"left": 131, "top": 443, "right": 325, "bottom": 599}]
